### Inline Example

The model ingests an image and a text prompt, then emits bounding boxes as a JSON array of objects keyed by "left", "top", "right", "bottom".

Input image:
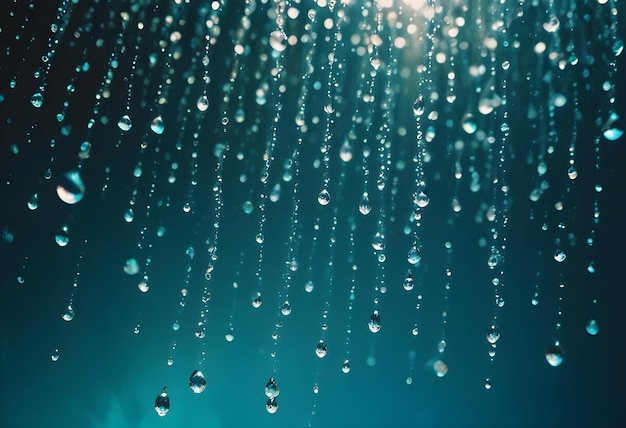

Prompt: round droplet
[
  {"left": 407, "top": 246, "right": 422, "bottom": 265},
  {"left": 414, "top": 191, "right": 429, "bottom": 208},
  {"left": 484, "top": 379, "right": 492, "bottom": 390},
  {"left": 586, "top": 319, "right": 599, "bottom": 336},
  {"left": 315, "top": 340, "right": 327, "bottom": 358},
  {"left": 265, "top": 397, "right": 278, "bottom": 414},
  {"left": 242, "top": 200, "right": 254, "bottom": 214},
  {"left": 305, "top": 281, "right": 314, "bottom": 293},
  {"left": 117, "top": 114, "right": 132, "bottom": 131},
  {"left": 341, "top": 359, "right": 350, "bottom": 374},
  {"left": 281, "top": 301, "right": 291, "bottom": 316},
  {"left": 150, "top": 115, "right": 165, "bottom": 134},
  {"left": 61, "top": 305, "right": 74, "bottom": 322},
  {"left": 56, "top": 171, "right": 85, "bottom": 204},
  {"left": 55, "top": 229, "right": 69, "bottom": 247},
  {"left": 154, "top": 387, "right": 170, "bottom": 416},
  {"left": 553, "top": 249, "right": 566, "bottom": 262},
  {"left": 317, "top": 188, "right": 330, "bottom": 206},
  {"left": 252, "top": 293, "right": 262, "bottom": 308},
  {"left": 189, "top": 370, "right": 207, "bottom": 393},
  {"left": 124, "top": 258, "right": 139, "bottom": 275},
  {"left": 545, "top": 343, "right": 564, "bottom": 367},
  {"left": 543, "top": 15, "right": 560, "bottom": 33},
  {"left": 197, "top": 94, "right": 209, "bottom": 111},
  {"left": 30, "top": 92, "right": 44, "bottom": 108},
  {"left": 602, "top": 112, "right": 625, "bottom": 141},
  {"left": 50, "top": 349, "right": 60, "bottom": 362},
  {"left": 225, "top": 332, "right": 235, "bottom": 342},
  {"left": 265, "top": 377, "right": 280, "bottom": 398},
  {"left": 138, "top": 281, "right": 149, "bottom": 293},
  {"left": 368, "top": 310, "right": 381, "bottom": 333},
  {"left": 486, "top": 325, "right": 501, "bottom": 344},
  {"left": 433, "top": 360, "right": 448, "bottom": 377},
  {"left": 124, "top": 208, "right": 134, "bottom": 223}
]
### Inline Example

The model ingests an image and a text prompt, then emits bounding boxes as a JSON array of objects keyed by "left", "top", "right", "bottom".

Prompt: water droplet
[
  {"left": 315, "top": 340, "right": 327, "bottom": 358},
  {"left": 281, "top": 301, "right": 291, "bottom": 316},
  {"left": 407, "top": 246, "right": 422, "bottom": 265},
  {"left": 242, "top": 200, "right": 254, "bottom": 214},
  {"left": 28, "top": 193, "right": 39, "bottom": 210},
  {"left": 189, "top": 370, "right": 207, "bottom": 393},
  {"left": 317, "top": 188, "right": 330, "bottom": 206},
  {"left": 197, "top": 95, "right": 209, "bottom": 111},
  {"left": 545, "top": 343, "right": 564, "bottom": 367},
  {"left": 150, "top": 115, "right": 165, "bottom": 134},
  {"left": 414, "top": 191, "right": 429, "bottom": 208},
  {"left": 358, "top": 192, "right": 371, "bottom": 215},
  {"left": 124, "top": 208, "right": 134, "bottom": 223},
  {"left": 252, "top": 293, "right": 262, "bottom": 308},
  {"left": 30, "top": 92, "right": 44, "bottom": 108},
  {"left": 484, "top": 379, "right": 492, "bottom": 390},
  {"left": 56, "top": 171, "right": 85, "bottom": 204},
  {"left": 461, "top": 113, "right": 477, "bottom": 134},
  {"left": 433, "top": 359, "right": 448, "bottom": 377},
  {"left": 341, "top": 359, "right": 351, "bottom": 374},
  {"left": 50, "top": 349, "right": 60, "bottom": 362},
  {"left": 305, "top": 281, "right": 314, "bottom": 293},
  {"left": 412, "top": 96, "right": 425, "bottom": 116},
  {"left": 613, "top": 39, "right": 624, "bottom": 57},
  {"left": 402, "top": 272, "right": 414, "bottom": 291},
  {"left": 368, "top": 310, "right": 381, "bottom": 333},
  {"left": 138, "top": 280, "right": 149, "bottom": 293},
  {"left": 265, "top": 397, "right": 278, "bottom": 414},
  {"left": 602, "top": 112, "right": 625, "bottom": 141},
  {"left": 586, "top": 319, "right": 599, "bottom": 336},
  {"left": 124, "top": 258, "right": 139, "bottom": 275},
  {"left": 486, "top": 325, "right": 501, "bottom": 344},
  {"left": 117, "top": 114, "right": 132, "bottom": 131},
  {"left": 265, "top": 378, "right": 280, "bottom": 398},
  {"left": 553, "top": 249, "right": 566, "bottom": 262},
  {"left": 371, "top": 232, "right": 384, "bottom": 251},
  {"left": 543, "top": 15, "right": 560, "bottom": 33},
  {"left": 154, "top": 387, "right": 170, "bottom": 416}
]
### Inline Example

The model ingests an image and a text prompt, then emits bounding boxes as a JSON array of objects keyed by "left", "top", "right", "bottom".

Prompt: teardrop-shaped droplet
[
  {"left": 265, "top": 397, "right": 278, "bottom": 414},
  {"left": 368, "top": 310, "right": 381, "bottom": 333},
  {"left": 61, "top": 305, "right": 74, "bottom": 322},
  {"left": 359, "top": 192, "right": 371, "bottom": 215},
  {"left": 545, "top": 343, "right": 564, "bottom": 367},
  {"left": 30, "top": 92, "right": 44, "bottom": 108},
  {"left": 150, "top": 115, "right": 165, "bottom": 134},
  {"left": 154, "top": 387, "right": 170, "bottom": 416},
  {"left": 412, "top": 96, "right": 425, "bottom": 116},
  {"left": 407, "top": 246, "right": 422, "bottom": 265},
  {"left": 315, "top": 340, "right": 327, "bottom": 358},
  {"left": 317, "top": 188, "right": 330, "bottom": 206},
  {"left": 265, "top": 377, "right": 280, "bottom": 398},
  {"left": 197, "top": 94, "right": 209, "bottom": 111},
  {"left": 189, "top": 370, "right": 207, "bottom": 393}
]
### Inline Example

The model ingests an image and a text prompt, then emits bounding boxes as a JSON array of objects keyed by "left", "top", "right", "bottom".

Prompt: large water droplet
[
  {"left": 265, "top": 377, "right": 280, "bottom": 398},
  {"left": 585, "top": 319, "right": 599, "bottom": 336},
  {"left": 30, "top": 92, "right": 44, "bottom": 108},
  {"left": 197, "top": 94, "right": 209, "bottom": 111},
  {"left": 358, "top": 192, "right": 371, "bottom": 215},
  {"left": 56, "top": 171, "right": 85, "bottom": 204},
  {"left": 117, "top": 114, "right": 132, "bottom": 131},
  {"left": 407, "top": 246, "right": 422, "bottom": 265},
  {"left": 486, "top": 325, "right": 501, "bottom": 344},
  {"left": 150, "top": 115, "right": 165, "bottom": 134},
  {"left": 412, "top": 96, "right": 425, "bottom": 116},
  {"left": 317, "top": 188, "right": 330, "bottom": 206},
  {"left": 265, "top": 397, "right": 278, "bottom": 414},
  {"left": 315, "top": 340, "right": 327, "bottom": 358},
  {"left": 154, "top": 387, "right": 170, "bottom": 416},
  {"left": 368, "top": 310, "right": 381, "bottom": 333},
  {"left": 602, "top": 112, "right": 625, "bottom": 141},
  {"left": 545, "top": 343, "right": 564, "bottom": 367},
  {"left": 189, "top": 370, "right": 207, "bottom": 393},
  {"left": 61, "top": 305, "right": 74, "bottom": 322}
]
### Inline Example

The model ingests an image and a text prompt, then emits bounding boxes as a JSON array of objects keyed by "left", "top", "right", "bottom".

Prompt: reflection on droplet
[
  {"left": 368, "top": 310, "right": 381, "bottom": 333},
  {"left": 30, "top": 92, "right": 44, "bottom": 108},
  {"left": 315, "top": 340, "right": 327, "bottom": 358},
  {"left": 265, "top": 397, "right": 278, "bottom": 414},
  {"left": 461, "top": 113, "right": 477, "bottom": 134},
  {"left": 281, "top": 301, "right": 291, "bottom": 316},
  {"left": 150, "top": 115, "right": 165, "bottom": 134},
  {"left": 341, "top": 359, "right": 351, "bottom": 374},
  {"left": 407, "top": 246, "right": 421, "bottom": 265},
  {"left": 56, "top": 171, "right": 85, "bottom": 204},
  {"left": 402, "top": 272, "right": 414, "bottom": 291},
  {"left": 124, "top": 258, "right": 139, "bottom": 275},
  {"left": 117, "top": 114, "right": 132, "bottom": 131},
  {"left": 486, "top": 325, "right": 500, "bottom": 344},
  {"left": 154, "top": 387, "right": 170, "bottom": 417},
  {"left": 412, "top": 95, "right": 425, "bottom": 116},
  {"left": 317, "top": 188, "right": 331, "bottom": 206},
  {"left": 196, "top": 94, "right": 209, "bottom": 111},
  {"left": 61, "top": 305, "right": 74, "bottom": 322},
  {"left": 28, "top": 193, "right": 39, "bottom": 210},
  {"left": 433, "top": 359, "right": 448, "bottom": 377},
  {"left": 585, "top": 319, "right": 599, "bottom": 336},
  {"left": 602, "top": 112, "right": 625, "bottom": 141},
  {"left": 553, "top": 249, "right": 566, "bottom": 262},
  {"left": 189, "top": 370, "right": 207, "bottom": 393},
  {"left": 50, "top": 349, "right": 60, "bottom": 362},
  {"left": 265, "top": 377, "right": 280, "bottom": 398},
  {"left": 545, "top": 343, "right": 564, "bottom": 367},
  {"left": 359, "top": 192, "right": 371, "bottom": 215}
]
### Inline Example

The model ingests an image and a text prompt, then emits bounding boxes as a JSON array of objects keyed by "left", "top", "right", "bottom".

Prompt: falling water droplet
[
  {"left": 407, "top": 246, "right": 422, "bottom": 265},
  {"left": 368, "top": 310, "right": 381, "bottom": 333},
  {"left": 265, "top": 378, "right": 280, "bottom": 398},
  {"left": 61, "top": 305, "right": 74, "bottom": 322},
  {"left": 150, "top": 115, "right": 165, "bottom": 134},
  {"left": 117, "top": 114, "right": 132, "bottom": 131},
  {"left": 585, "top": 319, "right": 599, "bottom": 335},
  {"left": 30, "top": 92, "right": 44, "bottom": 108},
  {"left": 412, "top": 96, "right": 425, "bottom": 117},
  {"left": 56, "top": 171, "right": 85, "bottom": 204},
  {"left": 341, "top": 359, "right": 351, "bottom": 374},
  {"left": 545, "top": 343, "right": 564, "bottom": 367},
  {"left": 358, "top": 192, "right": 371, "bottom": 215},
  {"left": 486, "top": 325, "right": 501, "bottom": 344},
  {"left": 266, "top": 397, "right": 278, "bottom": 414},
  {"left": 315, "top": 340, "right": 327, "bottom": 358},
  {"left": 196, "top": 94, "right": 209, "bottom": 111},
  {"left": 189, "top": 370, "right": 207, "bottom": 393},
  {"left": 154, "top": 387, "right": 170, "bottom": 416},
  {"left": 317, "top": 188, "right": 330, "bottom": 206}
]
